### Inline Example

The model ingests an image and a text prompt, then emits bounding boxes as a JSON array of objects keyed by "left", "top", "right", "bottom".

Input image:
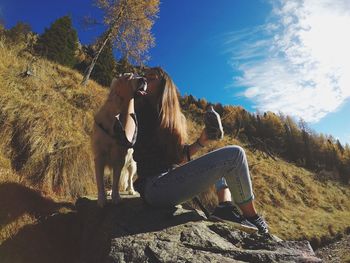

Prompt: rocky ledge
[{"left": 76, "top": 195, "right": 321, "bottom": 263}]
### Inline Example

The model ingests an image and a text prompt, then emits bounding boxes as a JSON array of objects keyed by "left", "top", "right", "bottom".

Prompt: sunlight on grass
[{"left": 0, "top": 38, "right": 108, "bottom": 198}]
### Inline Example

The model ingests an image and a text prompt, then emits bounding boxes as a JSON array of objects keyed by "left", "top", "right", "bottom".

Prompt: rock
[{"left": 76, "top": 196, "right": 322, "bottom": 263}]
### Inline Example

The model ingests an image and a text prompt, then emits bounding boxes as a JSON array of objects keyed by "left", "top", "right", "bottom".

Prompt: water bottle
[{"left": 204, "top": 106, "right": 224, "bottom": 140}]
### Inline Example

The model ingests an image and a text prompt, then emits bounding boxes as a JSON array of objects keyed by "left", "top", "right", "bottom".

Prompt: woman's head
[{"left": 144, "top": 67, "right": 187, "bottom": 162}]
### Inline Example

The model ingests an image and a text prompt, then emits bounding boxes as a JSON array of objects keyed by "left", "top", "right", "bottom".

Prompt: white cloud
[{"left": 227, "top": 0, "right": 350, "bottom": 123}]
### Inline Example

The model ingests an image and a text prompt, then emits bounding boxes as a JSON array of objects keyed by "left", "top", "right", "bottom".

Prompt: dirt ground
[{"left": 315, "top": 234, "right": 350, "bottom": 263}]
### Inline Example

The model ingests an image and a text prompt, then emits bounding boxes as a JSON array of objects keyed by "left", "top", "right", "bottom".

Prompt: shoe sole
[{"left": 208, "top": 215, "right": 258, "bottom": 234}]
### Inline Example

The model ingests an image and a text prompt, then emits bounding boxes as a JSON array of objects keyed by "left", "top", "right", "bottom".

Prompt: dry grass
[
  {"left": 244, "top": 152, "right": 350, "bottom": 241},
  {"left": 0, "top": 38, "right": 108, "bottom": 198},
  {"left": 0, "top": 39, "right": 105, "bottom": 247},
  {"left": 0, "top": 213, "right": 36, "bottom": 245},
  {"left": 186, "top": 114, "right": 350, "bottom": 243}
]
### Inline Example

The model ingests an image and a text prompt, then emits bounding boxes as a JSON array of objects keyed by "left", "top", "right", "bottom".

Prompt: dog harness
[{"left": 95, "top": 113, "right": 138, "bottom": 148}]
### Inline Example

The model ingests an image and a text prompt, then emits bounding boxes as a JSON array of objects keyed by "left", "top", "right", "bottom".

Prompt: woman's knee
[
  {"left": 218, "top": 145, "right": 247, "bottom": 168},
  {"left": 210, "top": 145, "right": 246, "bottom": 161},
  {"left": 222, "top": 145, "right": 246, "bottom": 158}
]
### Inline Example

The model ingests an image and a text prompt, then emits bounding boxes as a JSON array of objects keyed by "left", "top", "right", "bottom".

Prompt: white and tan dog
[{"left": 93, "top": 75, "right": 146, "bottom": 207}]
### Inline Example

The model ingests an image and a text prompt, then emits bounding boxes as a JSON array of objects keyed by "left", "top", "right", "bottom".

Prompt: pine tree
[
  {"left": 75, "top": 39, "right": 117, "bottom": 87},
  {"left": 5, "top": 22, "right": 32, "bottom": 43},
  {"left": 115, "top": 56, "right": 134, "bottom": 75},
  {"left": 35, "top": 16, "right": 78, "bottom": 67},
  {"left": 90, "top": 39, "right": 116, "bottom": 87},
  {"left": 0, "top": 20, "right": 6, "bottom": 37}
]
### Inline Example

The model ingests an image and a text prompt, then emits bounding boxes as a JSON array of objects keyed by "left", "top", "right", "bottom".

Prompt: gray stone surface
[{"left": 76, "top": 196, "right": 322, "bottom": 263}]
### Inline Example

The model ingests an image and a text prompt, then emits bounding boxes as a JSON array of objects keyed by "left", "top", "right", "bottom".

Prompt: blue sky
[{"left": 1, "top": 0, "right": 349, "bottom": 145}]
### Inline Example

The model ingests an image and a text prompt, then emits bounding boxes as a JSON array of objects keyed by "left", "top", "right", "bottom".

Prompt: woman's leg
[
  {"left": 217, "top": 187, "right": 231, "bottom": 203},
  {"left": 217, "top": 186, "right": 258, "bottom": 218},
  {"left": 213, "top": 165, "right": 269, "bottom": 233},
  {"left": 144, "top": 145, "right": 255, "bottom": 207}
]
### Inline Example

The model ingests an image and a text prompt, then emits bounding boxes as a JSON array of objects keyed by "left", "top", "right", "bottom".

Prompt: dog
[{"left": 93, "top": 74, "right": 146, "bottom": 207}]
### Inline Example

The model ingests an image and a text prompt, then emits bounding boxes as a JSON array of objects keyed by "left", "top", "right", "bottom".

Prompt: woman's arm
[
  {"left": 182, "top": 128, "right": 210, "bottom": 163},
  {"left": 184, "top": 105, "right": 224, "bottom": 161},
  {"left": 114, "top": 75, "right": 137, "bottom": 145},
  {"left": 120, "top": 98, "right": 136, "bottom": 142}
]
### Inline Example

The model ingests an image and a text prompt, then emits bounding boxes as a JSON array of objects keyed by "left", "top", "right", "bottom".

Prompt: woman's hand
[{"left": 182, "top": 128, "right": 213, "bottom": 164}]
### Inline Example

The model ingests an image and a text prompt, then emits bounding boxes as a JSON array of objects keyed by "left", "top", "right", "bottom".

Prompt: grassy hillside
[
  {"left": 0, "top": 38, "right": 107, "bottom": 198},
  {"left": 0, "top": 38, "right": 349, "bottom": 248},
  {"left": 187, "top": 123, "right": 350, "bottom": 244}
]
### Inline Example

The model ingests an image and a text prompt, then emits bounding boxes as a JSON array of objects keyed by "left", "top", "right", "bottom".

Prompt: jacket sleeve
[{"left": 112, "top": 113, "right": 138, "bottom": 148}]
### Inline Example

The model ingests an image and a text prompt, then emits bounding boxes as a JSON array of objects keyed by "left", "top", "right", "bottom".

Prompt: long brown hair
[{"left": 152, "top": 67, "right": 188, "bottom": 163}]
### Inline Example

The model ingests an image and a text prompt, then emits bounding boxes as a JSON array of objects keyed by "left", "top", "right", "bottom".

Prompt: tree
[
  {"left": 336, "top": 139, "right": 345, "bottom": 155},
  {"left": 283, "top": 116, "right": 302, "bottom": 162},
  {"left": 197, "top": 98, "right": 208, "bottom": 110},
  {"left": 221, "top": 105, "right": 239, "bottom": 134},
  {"left": 35, "top": 16, "right": 78, "bottom": 67},
  {"left": 81, "top": 0, "right": 159, "bottom": 86},
  {"left": 299, "top": 119, "right": 314, "bottom": 168},
  {"left": 5, "top": 21, "right": 32, "bottom": 43},
  {"left": 75, "top": 37, "right": 118, "bottom": 87},
  {"left": 0, "top": 20, "right": 6, "bottom": 36},
  {"left": 236, "top": 110, "right": 257, "bottom": 141},
  {"left": 339, "top": 145, "right": 350, "bottom": 183},
  {"left": 115, "top": 56, "right": 134, "bottom": 75},
  {"left": 256, "top": 112, "right": 283, "bottom": 139},
  {"left": 90, "top": 39, "right": 116, "bottom": 86}
]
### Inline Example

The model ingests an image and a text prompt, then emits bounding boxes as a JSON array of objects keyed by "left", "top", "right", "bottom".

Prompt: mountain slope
[
  {"left": 0, "top": 39, "right": 349, "bottom": 245},
  {"left": 0, "top": 39, "right": 107, "bottom": 197}
]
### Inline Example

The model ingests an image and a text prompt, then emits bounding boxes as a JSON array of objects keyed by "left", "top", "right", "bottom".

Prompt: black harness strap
[{"left": 95, "top": 121, "right": 117, "bottom": 139}]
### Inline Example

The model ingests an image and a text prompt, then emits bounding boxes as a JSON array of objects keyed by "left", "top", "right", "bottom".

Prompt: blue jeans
[{"left": 143, "top": 146, "right": 255, "bottom": 207}]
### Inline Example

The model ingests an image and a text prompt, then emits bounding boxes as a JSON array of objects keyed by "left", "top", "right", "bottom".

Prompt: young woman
[{"left": 115, "top": 67, "right": 268, "bottom": 234}]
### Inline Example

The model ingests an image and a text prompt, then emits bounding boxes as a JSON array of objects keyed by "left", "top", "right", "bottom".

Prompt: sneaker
[
  {"left": 246, "top": 215, "right": 269, "bottom": 234},
  {"left": 210, "top": 204, "right": 258, "bottom": 234}
]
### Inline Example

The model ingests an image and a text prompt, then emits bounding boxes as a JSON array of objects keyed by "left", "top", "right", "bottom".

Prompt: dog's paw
[{"left": 127, "top": 189, "right": 136, "bottom": 195}]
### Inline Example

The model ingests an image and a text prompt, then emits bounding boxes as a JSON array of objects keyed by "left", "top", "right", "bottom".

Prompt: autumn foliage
[{"left": 181, "top": 95, "right": 350, "bottom": 184}]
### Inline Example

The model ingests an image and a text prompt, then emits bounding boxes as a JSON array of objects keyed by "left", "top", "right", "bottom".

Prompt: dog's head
[
  {"left": 125, "top": 73, "right": 148, "bottom": 95},
  {"left": 111, "top": 73, "right": 147, "bottom": 97},
  {"left": 108, "top": 73, "right": 147, "bottom": 104}
]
